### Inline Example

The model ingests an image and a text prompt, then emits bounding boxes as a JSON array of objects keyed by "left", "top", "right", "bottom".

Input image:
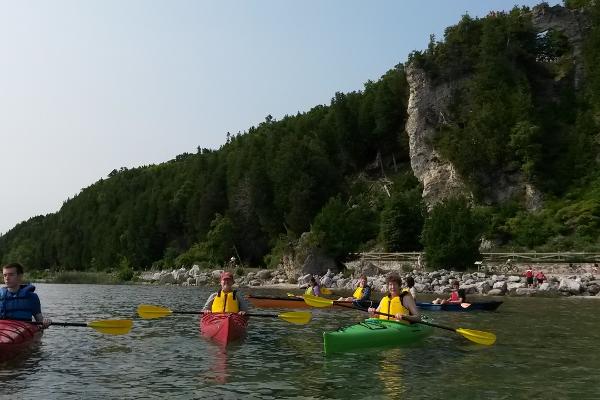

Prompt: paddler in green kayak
[
  {"left": 1, "top": 262, "right": 52, "bottom": 328},
  {"left": 368, "top": 274, "right": 420, "bottom": 322}
]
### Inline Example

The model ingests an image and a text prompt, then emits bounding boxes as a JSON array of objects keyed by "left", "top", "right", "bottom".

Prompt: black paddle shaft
[
  {"left": 171, "top": 310, "right": 279, "bottom": 318},
  {"left": 34, "top": 322, "right": 88, "bottom": 327},
  {"left": 333, "top": 301, "right": 439, "bottom": 327}
]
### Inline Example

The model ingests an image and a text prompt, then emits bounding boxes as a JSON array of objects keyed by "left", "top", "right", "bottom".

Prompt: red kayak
[
  {"left": 0, "top": 320, "right": 42, "bottom": 361},
  {"left": 200, "top": 313, "right": 249, "bottom": 345}
]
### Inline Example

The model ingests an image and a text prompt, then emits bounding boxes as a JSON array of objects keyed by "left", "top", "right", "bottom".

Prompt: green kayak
[{"left": 323, "top": 318, "right": 433, "bottom": 354}]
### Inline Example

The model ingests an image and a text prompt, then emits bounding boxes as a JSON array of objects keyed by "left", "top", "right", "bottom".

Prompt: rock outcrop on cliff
[
  {"left": 531, "top": 3, "right": 589, "bottom": 89},
  {"left": 404, "top": 3, "right": 588, "bottom": 211},
  {"left": 404, "top": 65, "right": 469, "bottom": 209}
]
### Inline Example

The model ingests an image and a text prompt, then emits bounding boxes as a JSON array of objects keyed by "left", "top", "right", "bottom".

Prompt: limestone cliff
[
  {"left": 405, "top": 4, "right": 588, "bottom": 211},
  {"left": 531, "top": 3, "right": 588, "bottom": 89},
  {"left": 404, "top": 65, "right": 469, "bottom": 209}
]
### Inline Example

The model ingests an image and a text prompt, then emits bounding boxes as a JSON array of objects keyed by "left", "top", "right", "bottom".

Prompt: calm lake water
[{"left": 1, "top": 283, "right": 599, "bottom": 399}]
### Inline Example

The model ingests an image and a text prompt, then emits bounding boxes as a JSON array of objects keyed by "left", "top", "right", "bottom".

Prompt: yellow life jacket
[
  {"left": 211, "top": 290, "right": 239, "bottom": 313},
  {"left": 352, "top": 287, "right": 363, "bottom": 299},
  {"left": 305, "top": 285, "right": 318, "bottom": 296},
  {"left": 378, "top": 293, "right": 408, "bottom": 320}
]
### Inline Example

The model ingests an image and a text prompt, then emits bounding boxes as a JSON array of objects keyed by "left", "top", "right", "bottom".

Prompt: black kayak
[{"left": 416, "top": 300, "right": 503, "bottom": 312}]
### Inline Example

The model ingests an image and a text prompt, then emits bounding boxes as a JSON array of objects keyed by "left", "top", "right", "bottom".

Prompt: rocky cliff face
[
  {"left": 405, "top": 56, "right": 535, "bottom": 210},
  {"left": 531, "top": 3, "right": 588, "bottom": 89},
  {"left": 405, "top": 4, "right": 587, "bottom": 211},
  {"left": 404, "top": 65, "right": 469, "bottom": 209}
]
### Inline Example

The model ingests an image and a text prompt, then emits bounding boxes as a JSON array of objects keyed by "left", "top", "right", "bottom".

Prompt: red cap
[{"left": 221, "top": 271, "right": 234, "bottom": 280}]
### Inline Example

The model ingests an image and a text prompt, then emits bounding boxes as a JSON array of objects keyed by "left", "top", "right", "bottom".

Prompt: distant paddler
[
  {"left": 432, "top": 280, "right": 465, "bottom": 305},
  {"left": 368, "top": 274, "right": 420, "bottom": 323},
  {"left": 337, "top": 274, "right": 372, "bottom": 307},
  {"left": 404, "top": 276, "right": 417, "bottom": 301},
  {"left": 304, "top": 276, "right": 321, "bottom": 297}
]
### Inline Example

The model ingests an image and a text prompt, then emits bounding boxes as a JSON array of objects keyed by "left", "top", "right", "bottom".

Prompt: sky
[{"left": 0, "top": 0, "right": 562, "bottom": 235}]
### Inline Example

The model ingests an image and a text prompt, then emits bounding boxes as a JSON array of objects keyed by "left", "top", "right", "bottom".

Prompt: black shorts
[{"left": 526, "top": 277, "right": 534, "bottom": 285}]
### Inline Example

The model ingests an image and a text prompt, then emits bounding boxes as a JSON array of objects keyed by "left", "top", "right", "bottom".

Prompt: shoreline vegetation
[
  {"left": 27, "top": 260, "right": 600, "bottom": 299},
  {"left": 26, "top": 270, "right": 132, "bottom": 285},
  {"left": 2, "top": 5, "right": 600, "bottom": 282},
  {"left": 2, "top": 4, "right": 600, "bottom": 299}
]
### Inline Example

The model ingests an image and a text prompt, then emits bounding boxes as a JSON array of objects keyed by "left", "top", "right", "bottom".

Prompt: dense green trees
[
  {"left": 2, "top": 3, "right": 600, "bottom": 272},
  {"left": 310, "top": 196, "right": 379, "bottom": 260},
  {"left": 421, "top": 198, "right": 482, "bottom": 270},
  {"left": 0, "top": 64, "right": 412, "bottom": 271},
  {"left": 379, "top": 177, "right": 425, "bottom": 252}
]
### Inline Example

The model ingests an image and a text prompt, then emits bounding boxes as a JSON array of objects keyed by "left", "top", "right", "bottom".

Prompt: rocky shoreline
[{"left": 140, "top": 261, "right": 600, "bottom": 298}]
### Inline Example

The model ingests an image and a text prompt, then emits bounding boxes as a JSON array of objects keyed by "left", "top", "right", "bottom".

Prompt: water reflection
[
  {"left": 376, "top": 349, "right": 406, "bottom": 397},
  {"left": 2, "top": 285, "right": 600, "bottom": 398},
  {"left": 0, "top": 338, "right": 43, "bottom": 370},
  {"left": 200, "top": 345, "right": 229, "bottom": 384}
]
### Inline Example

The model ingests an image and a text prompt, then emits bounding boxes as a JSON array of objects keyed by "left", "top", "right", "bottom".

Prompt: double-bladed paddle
[
  {"left": 301, "top": 294, "right": 496, "bottom": 346},
  {"left": 35, "top": 319, "right": 133, "bottom": 335},
  {"left": 137, "top": 304, "right": 311, "bottom": 325}
]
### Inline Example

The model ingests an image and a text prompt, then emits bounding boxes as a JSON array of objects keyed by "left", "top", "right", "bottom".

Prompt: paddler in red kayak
[
  {"left": 202, "top": 271, "right": 249, "bottom": 314},
  {"left": 1, "top": 262, "right": 51, "bottom": 328},
  {"left": 368, "top": 274, "right": 419, "bottom": 322}
]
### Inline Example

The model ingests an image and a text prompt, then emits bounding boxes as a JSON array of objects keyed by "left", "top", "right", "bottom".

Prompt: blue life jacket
[{"left": 0, "top": 284, "right": 41, "bottom": 321}]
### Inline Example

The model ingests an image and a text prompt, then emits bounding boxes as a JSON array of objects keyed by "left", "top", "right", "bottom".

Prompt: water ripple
[{"left": 1, "top": 285, "right": 600, "bottom": 399}]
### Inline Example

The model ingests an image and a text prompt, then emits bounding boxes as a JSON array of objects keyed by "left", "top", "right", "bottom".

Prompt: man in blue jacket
[{"left": 1, "top": 262, "right": 51, "bottom": 328}]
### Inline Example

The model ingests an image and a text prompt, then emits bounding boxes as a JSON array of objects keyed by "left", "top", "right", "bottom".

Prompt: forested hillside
[
  {"left": 1, "top": 1, "right": 599, "bottom": 272},
  {"left": 0, "top": 66, "right": 413, "bottom": 271}
]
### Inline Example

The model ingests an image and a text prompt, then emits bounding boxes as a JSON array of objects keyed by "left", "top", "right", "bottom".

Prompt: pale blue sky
[{"left": 0, "top": 0, "right": 561, "bottom": 235}]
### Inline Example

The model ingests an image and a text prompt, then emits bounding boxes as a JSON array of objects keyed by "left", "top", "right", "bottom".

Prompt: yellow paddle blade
[
  {"left": 320, "top": 287, "right": 334, "bottom": 295},
  {"left": 87, "top": 319, "right": 133, "bottom": 335},
  {"left": 302, "top": 294, "right": 335, "bottom": 308},
  {"left": 137, "top": 304, "right": 173, "bottom": 319},
  {"left": 456, "top": 328, "right": 496, "bottom": 346},
  {"left": 278, "top": 311, "right": 312, "bottom": 325}
]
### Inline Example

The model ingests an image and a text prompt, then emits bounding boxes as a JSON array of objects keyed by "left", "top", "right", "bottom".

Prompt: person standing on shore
[
  {"left": 1, "top": 262, "right": 51, "bottom": 328},
  {"left": 524, "top": 268, "right": 534, "bottom": 288},
  {"left": 203, "top": 271, "right": 249, "bottom": 314},
  {"left": 227, "top": 256, "right": 237, "bottom": 269},
  {"left": 535, "top": 270, "right": 546, "bottom": 287}
]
